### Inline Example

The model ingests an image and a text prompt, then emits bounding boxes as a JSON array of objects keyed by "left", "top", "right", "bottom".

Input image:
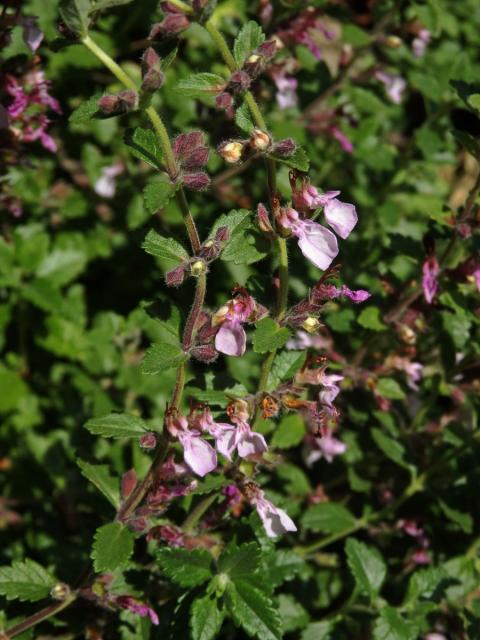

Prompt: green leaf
[
  {"left": 143, "top": 175, "right": 177, "bottom": 213},
  {"left": 124, "top": 127, "right": 163, "bottom": 168},
  {"left": 218, "top": 543, "right": 262, "bottom": 581},
  {"left": 357, "top": 306, "right": 387, "bottom": 331},
  {"left": 235, "top": 102, "right": 254, "bottom": 134},
  {"left": 141, "top": 342, "right": 188, "bottom": 375},
  {"left": 376, "top": 378, "right": 406, "bottom": 400},
  {"left": 345, "top": 538, "right": 386, "bottom": 598},
  {"left": 268, "top": 351, "right": 305, "bottom": 389},
  {"left": 210, "top": 209, "right": 267, "bottom": 266},
  {"left": 84, "top": 412, "right": 148, "bottom": 438},
  {"left": 225, "top": 580, "right": 282, "bottom": 640},
  {"left": 175, "top": 73, "right": 225, "bottom": 98},
  {"left": 142, "top": 229, "right": 189, "bottom": 264},
  {"left": 90, "top": 0, "right": 134, "bottom": 11},
  {"left": 438, "top": 500, "right": 473, "bottom": 534},
  {"left": 0, "top": 559, "right": 56, "bottom": 602},
  {"left": 91, "top": 522, "right": 134, "bottom": 573},
  {"left": 59, "top": 0, "right": 91, "bottom": 36},
  {"left": 69, "top": 93, "right": 102, "bottom": 124},
  {"left": 156, "top": 548, "right": 212, "bottom": 588},
  {"left": 373, "top": 606, "right": 417, "bottom": 640},
  {"left": 404, "top": 566, "right": 446, "bottom": 604},
  {"left": 371, "top": 428, "right": 411, "bottom": 470},
  {"left": 234, "top": 21, "right": 265, "bottom": 67},
  {"left": 274, "top": 147, "right": 309, "bottom": 172},
  {"left": 301, "top": 621, "right": 334, "bottom": 640},
  {"left": 302, "top": 503, "right": 356, "bottom": 534},
  {"left": 36, "top": 249, "right": 87, "bottom": 287},
  {"left": 77, "top": 459, "right": 120, "bottom": 508},
  {"left": 253, "top": 318, "right": 291, "bottom": 354},
  {"left": 271, "top": 414, "right": 306, "bottom": 449},
  {"left": 190, "top": 594, "right": 224, "bottom": 640},
  {"left": 262, "top": 550, "right": 305, "bottom": 589}
]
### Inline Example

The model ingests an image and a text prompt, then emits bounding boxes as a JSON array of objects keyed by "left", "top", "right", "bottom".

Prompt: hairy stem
[
  {"left": 182, "top": 493, "right": 218, "bottom": 532},
  {"left": 4, "top": 594, "right": 76, "bottom": 639},
  {"left": 182, "top": 274, "right": 207, "bottom": 350}
]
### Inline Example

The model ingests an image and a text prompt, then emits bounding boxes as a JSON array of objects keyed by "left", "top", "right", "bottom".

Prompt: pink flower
[
  {"left": 248, "top": 488, "right": 297, "bottom": 538},
  {"left": 94, "top": 163, "right": 123, "bottom": 198},
  {"left": 422, "top": 256, "right": 440, "bottom": 304},
  {"left": 168, "top": 415, "right": 217, "bottom": 477},
  {"left": 200, "top": 410, "right": 267, "bottom": 460},
  {"left": 306, "top": 430, "right": 347, "bottom": 464},
  {"left": 115, "top": 596, "right": 159, "bottom": 625},
  {"left": 412, "top": 29, "right": 431, "bottom": 58},
  {"left": 277, "top": 8, "right": 335, "bottom": 61},
  {"left": 271, "top": 70, "right": 298, "bottom": 109},
  {"left": 375, "top": 71, "right": 407, "bottom": 104},
  {"left": 280, "top": 208, "right": 339, "bottom": 270},
  {"left": 329, "top": 126, "right": 354, "bottom": 153},
  {"left": 21, "top": 16, "right": 44, "bottom": 52},
  {"left": 313, "top": 283, "right": 370, "bottom": 303},
  {"left": 213, "top": 289, "right": 264, "bottom": 356}
]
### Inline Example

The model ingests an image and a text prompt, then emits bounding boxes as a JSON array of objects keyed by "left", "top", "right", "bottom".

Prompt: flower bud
[
  {"left": 140, "top": 432, "right": 157, "bottom": 450},
  {"left": 190, "top": 344, "right": 218, "bottom": 363},
  {"left": 141, "top": 47, "right": 160, "bottom": 74},
  {"left": 385, "top": 35, "right": 402, "bottom": 48},
  {"left": 183, "top": 172, "right": 210, "bottom": 191},
  {"left": 302, "top": 316, "right": 320, "bottom": 333},
  {"left": 191, "top": 259, "right": 207, "bottom": 276},
  {"left": 98, "top": 94, "right": 119, "bottom": 114},
  {"left": 218, "top": 140, "right": 245, "bottom": 163},
  {"left": 141, "top": 68, "right": 165, "bottom": 93},
  {"left": 183, "top": 146, "right": 209, "bottom": 171},
  {"left": 257, "top": 39, "right": 277, "bottom": 58},
  {"left": 51, "top": 583, "right": 71, "bottom": 601},
  {"left": 250, "top": 128, "right": 271, "bottom": 151},
  {"left": 247, "top": 54, "right": 261, "bottom": 64},
  {"left": 228, "top": 70, "right": 251, "bottom": 93},
  {"left": 257, "top": 203, "right": 275, "bottom": 235},
  {"left": 215, "top": 226, "right": 230, "bottom": 244},
  {"left": 121, "top": 469, "right": 137, "bottom": 499},
  {"left": 117, "top": 89, "right": 138, "bottom": 112},
  {"left": 165, "top": 264, "right": 186, "bottom": 287},
  {"left": 216, "top": 92, "right": 233, "bottom": 110},
  {"left": 273, "top": 138, "right": 296, "bottom": 157}
]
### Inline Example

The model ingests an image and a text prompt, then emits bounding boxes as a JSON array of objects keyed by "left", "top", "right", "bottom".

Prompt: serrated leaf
[
  {"left": 210, "top": 209, "right": 267, "bottom": 265},
  {"left": 235, "top": 101, "right": 254, "bottom": 133},
  {"left": 274, "top": 147, "right": 309, "bottom": 172},
  {"left": 143, "top": 175, "right": 177, "bottom": 213},
  {"left": 345, "top": 538, "right": 386, "bottom": 598},
  {"left": 175, "top": 73, "right": 225, "bottom": 98},
  {"left": 277, "top": 594, "right": 309, "bottom": 633},
  {"left": 156, "top": 548, "right": 212, "bottom": 587},
  {"left": 190, "top": 594, "right": 224, "bottom": 640},
  {"left": 271, "top": 413, "right": 306, "bottom": 449},
  {"left": 36, "top": 249, "right": 87, "bottom": 286},
  {"left": 0, "top": 559, "right": 56, "bottom": 602},
  {"left": 69, "top": 93, "right": 102, "bottom": 124},
  {"left": 124, "top": 127, "right": 163, "bottom": 168},
  {"left": 91, "top": 522, "right": 134, "bottom": 573},
  {"left": 302, "top": 503, "right": 356, "bottom": 534},
  {"left": 141, "top": 342, "right": 188, "bottom": 375},
  {"left": 404, "top": 566, "right": 446, "bottom": 604},
  {"left": 218, "top": 543, "right": 262, "bottom": 581},
  {"left": 225, "top": 580, "right": 282, "bottom": 640},
  {"left": 438, "top": 500, "right": 473, "bottom": 534},
  {"left": 142, "top": 229, "right": 189, "bottom": 264},
  {"left": 373, "top": 606, "right": 417, "bottom": 640},
  {"left": 59, "top": 0, "right": 91, "bottom": 36},
  {"left": 376, "top": 378, "right": 406, "bottom": 400},
  {"left": 262, "top": 550, "right": 305, "bottom": 589},
  {"left": 371, "top": 428, "right": 411, "bottom": 470},
  {"left": 268, "top": 351, "right": 305, "bottom": 389},
  {"left": 301, "top": 621, "right": 334, "bottom": 640},
  {"left": 253, "top": 318, "right": 291, "bottom": 354},
  {"left": 234, "top": 21, "right": 265, "bottom": 68},
  {"left": 77, "top": 459, "right": 120, "bottom": 508},
  {"left": 84, "top": 412, "right": 148, "bottom": 438}
]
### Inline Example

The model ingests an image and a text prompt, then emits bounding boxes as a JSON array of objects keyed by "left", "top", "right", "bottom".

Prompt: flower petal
[
  {"left": 180, "top": 434, "right": 217, "bottom": 477},
  {"left": 215, "top": 320, "right": 246, "bottom": 356},
  {"left": 296, "top": 220, "right": 339, "bottom": 270},
  {"left": 324, "top": 198, "right": 358, "bottom": 239}
]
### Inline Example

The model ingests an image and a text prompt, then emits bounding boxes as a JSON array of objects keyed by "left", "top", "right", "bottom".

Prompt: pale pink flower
[
  {"left": 21, "top": 16, "right": 44, "bottom": 52},
  {"left": 200, "top": 410, "right": 267, "bottom": 460},
  {"left": 412, "top": 29, "right": 431, "bottom": 58},
  {"left": 213, "top": 290, "right": 264, "bottom": 356},
  {"left": 249, "top": 488, "right": 297, "bottom": 538},
  {"left": 375, "top": 71, "right": 407, "bottom": 104},
  {"left": 94, "top": 163, "right": 123, "bottom": 198},
  {"left": 271, "top": 71, "right": 298, "bottom": 109},
  {"left": 306, "top": 430, "right": 347, "bottom": 464},
  {"left": 168, "top": 415, "right": 217, "bottom": 477},
  {"left": 422, "top": 256, "right": 440, "bottom": 303},
  {"left": 329, "top": 126, "right": 354, "bottom": 153},
  {"left": 115, "top": 596, "right": 159, "bottom": 625},
  {"left": 313, "top": 283, "right": 370, "bottom": 303}
]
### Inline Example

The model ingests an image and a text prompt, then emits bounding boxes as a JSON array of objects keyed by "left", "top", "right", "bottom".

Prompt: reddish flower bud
[
  {"left": 273, "top": 138, "right": 296, "bottom": 157},
  {"left": 149, "top": 10, "right": 189, "bottom": 39},
  {"left": 165, "top": 264, "right": 186, "bottom": 287},
  {"left": 142, "top": 47, "right": 160, "bottom": 74},
  {"left": 98, "top": 94, "right": 120, "bottom": 114},
  {"left": 121, "top": 469, "right": 137, "bottom": 499},
  {"left": 141, "top": 69, "right": 165, "bottom": 93},
  {"left": 183, "top": 171, "right": 210, "bottom": 191},
  {"left": 190, "top": 344, "right": 218, "bottom": 363},
  {"left": 192, "top": 0, "right": 209, "bottom": 11},
  {"left": 173, "top": 131, "right": 204, "bottom": 159},
  {"left": 117, "top": 89, "right": 138, "bottom": 112},
  {"left": 215, "top": 226, "right": 230, "bottom": 244},
  {"left": 183, "top": 146, "right": 209, "bottom": 170},
  {"left": 140, "top": 432, "right": 157, "bottom": 450},
  {"left": 257, "top": 39, "right": 277, "bottom": 58},
  {"left": 216, "top": 92, "right": 233, "bottom": 110},
  {"left": 257, "top": 203, "right": 275, "bottom": 235},
  {"left": 228, "top": 70, "right": 251, "bottom": 93}
]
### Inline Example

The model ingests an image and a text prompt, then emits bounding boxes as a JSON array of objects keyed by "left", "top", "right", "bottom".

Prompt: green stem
[
  {"left": 167, "top": 0, "right": 194, "bottom": 14},
  {"left": 175, "top": 185, "right": 201, "bottom": 253},
  {"left": 182, "top": 493, "right": 218, "bottom": 532},
  {"left": 4, "top": 594, "right": 76, "bottom": 639}
]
